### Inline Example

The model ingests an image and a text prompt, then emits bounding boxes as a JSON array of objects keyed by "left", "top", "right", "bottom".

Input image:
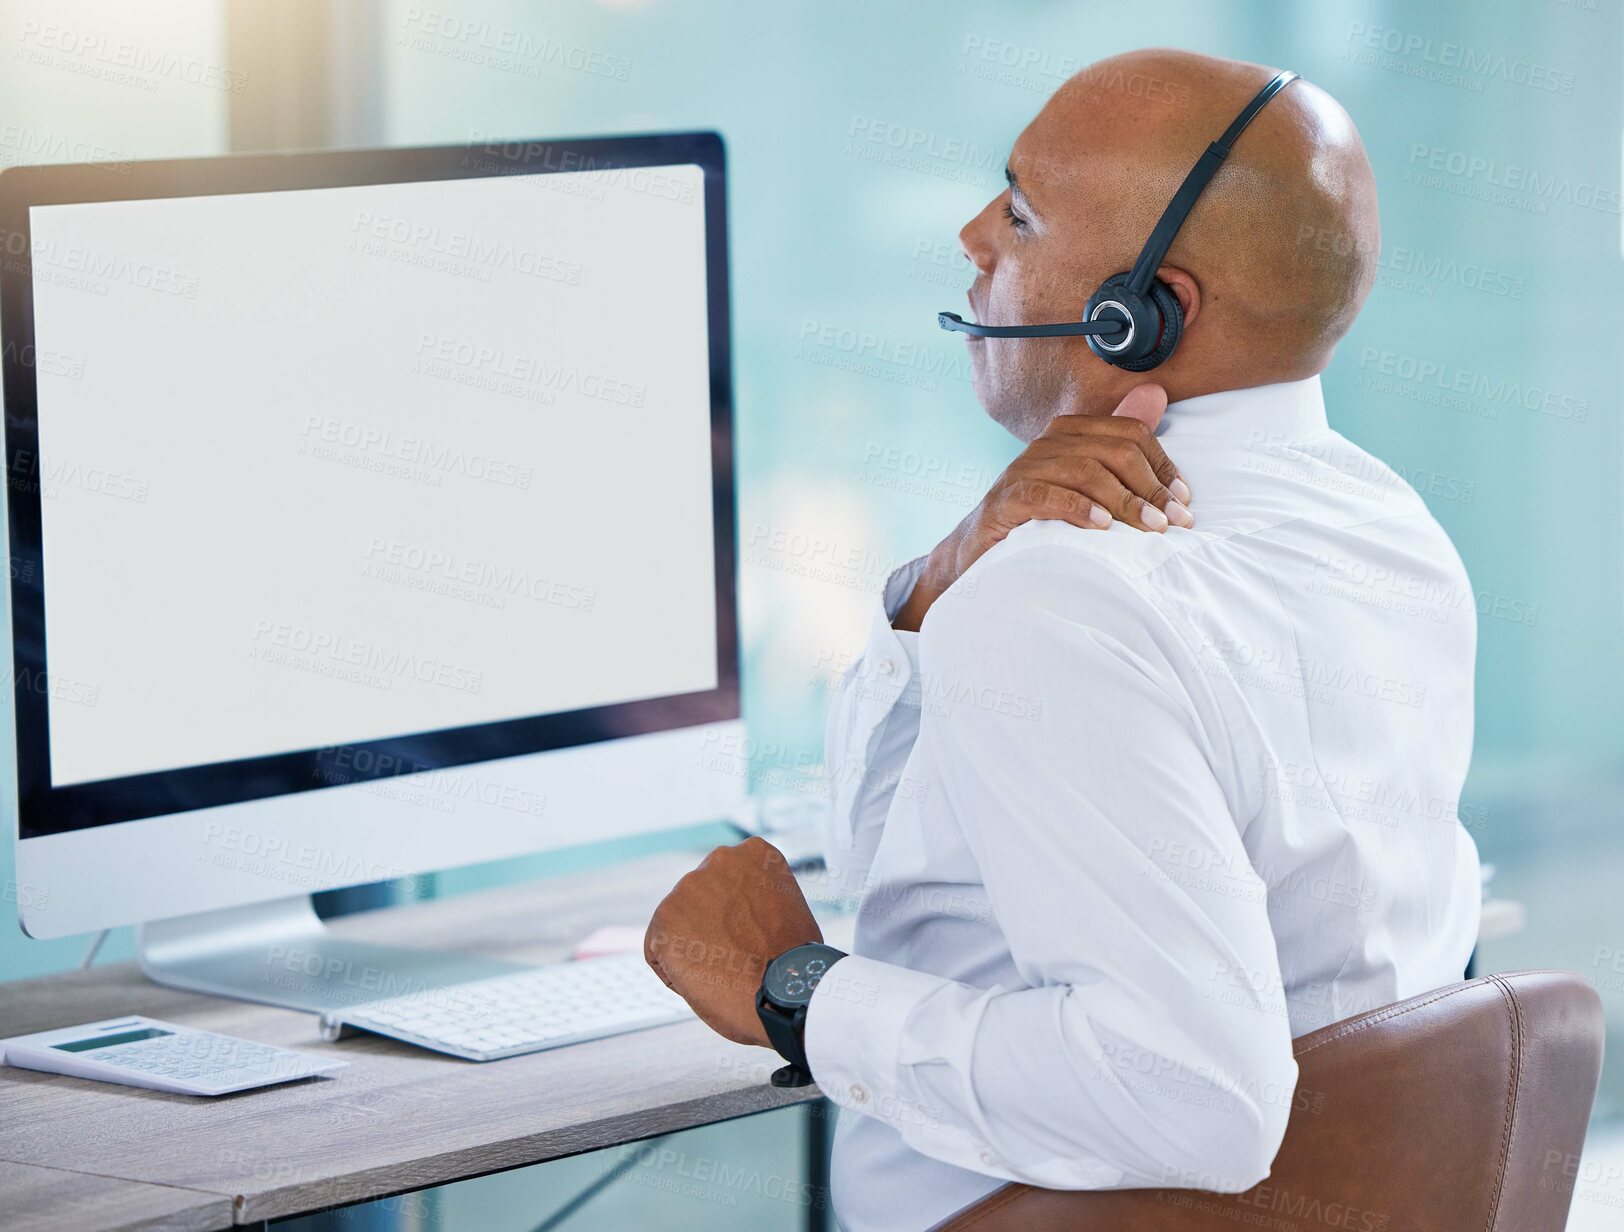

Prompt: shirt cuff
[
  {"left": 823, "top": 560, "right": 927, "bottom": 856},
  {"left": 805, "top": 954, "right": 945, "bottom": 1122},
  {"left": 804, "top": 955, "right": 1122, "bottom": 1187},
  {"left": 882, "top": 556, "right": 929, "bottom": 622},
  {"left": 870, "top": 555, "right": 926, "bottom": 708},
  {"left": 881, "top": 556, "right": 924, "bottom": 694},
  {"left": 805, "top": 951, "right": 1014, "bottom": 1181}
]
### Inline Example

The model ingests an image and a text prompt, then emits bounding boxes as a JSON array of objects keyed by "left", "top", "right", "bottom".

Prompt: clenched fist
[{"left": 644, "top": 837, "right": 822, "bottom": 1049}]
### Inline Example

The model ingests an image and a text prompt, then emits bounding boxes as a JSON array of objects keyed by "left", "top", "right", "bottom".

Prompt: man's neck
[{"left": 1155, "top": 368, "right": 1323, "bottom": 409}]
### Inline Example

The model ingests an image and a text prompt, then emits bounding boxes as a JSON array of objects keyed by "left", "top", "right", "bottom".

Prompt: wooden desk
[{"left": 0, "top": 851, "right": 829, "bottom": 1231}]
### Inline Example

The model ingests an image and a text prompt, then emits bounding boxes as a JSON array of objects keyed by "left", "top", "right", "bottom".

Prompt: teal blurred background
[{"left": 2, "top": 1, "right": 1621, "bottom": 1227}]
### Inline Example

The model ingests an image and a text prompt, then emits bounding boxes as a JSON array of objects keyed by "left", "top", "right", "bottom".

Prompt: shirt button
[
  {"left": 979, "top": 1150, "right": 997, "bottom": 1167},
  {"left": 849, "top": 1083, "right": 869, "bottom": 1105},
  {"left": 877, "top": 659, "right": 896, "bottom": 678}
]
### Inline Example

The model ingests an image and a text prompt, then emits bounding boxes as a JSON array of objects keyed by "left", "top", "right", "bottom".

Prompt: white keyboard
[{"left": 319, "top": 953, "right": 694, "bottom": 1061}]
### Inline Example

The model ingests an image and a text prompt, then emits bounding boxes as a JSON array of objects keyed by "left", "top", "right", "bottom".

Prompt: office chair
[{"left": 932, "top": 970, "right": 1604, "bottom": 1232}]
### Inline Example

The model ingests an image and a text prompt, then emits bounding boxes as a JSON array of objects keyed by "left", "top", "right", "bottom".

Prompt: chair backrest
[{"left": 933, "top": 971, "right": 1604, "bottom": 1232}]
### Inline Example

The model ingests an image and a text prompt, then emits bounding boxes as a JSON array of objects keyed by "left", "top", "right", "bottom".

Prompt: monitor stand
[{"left": 136, "top": 895, "right": 531, "bottom": 1014}]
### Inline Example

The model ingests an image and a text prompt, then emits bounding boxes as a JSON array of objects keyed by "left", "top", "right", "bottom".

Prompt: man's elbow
[
  {"left": 1191, "top": 1108, "right": 1289, "bottom": 1195},
  {"left": 1164, "top": 1052, "right": 1296, "bottom": 1194}
]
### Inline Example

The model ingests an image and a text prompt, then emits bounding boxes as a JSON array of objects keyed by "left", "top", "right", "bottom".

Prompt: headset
[{"left": 938, "top": 69, "right": 1299, "bottom": 372}]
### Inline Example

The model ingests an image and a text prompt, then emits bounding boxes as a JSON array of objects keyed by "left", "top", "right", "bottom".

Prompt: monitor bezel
[{"left": 1, "top": 131, "right": 739, "bottom": 840}]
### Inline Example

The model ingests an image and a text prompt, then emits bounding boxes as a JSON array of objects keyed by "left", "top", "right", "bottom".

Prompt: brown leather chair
[{"left": 933, "top": 971, "right": 1604, "bottom": 1232}]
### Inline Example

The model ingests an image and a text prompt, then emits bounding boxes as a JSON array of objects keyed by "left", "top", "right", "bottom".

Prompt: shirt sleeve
[
  {"left": 820, "top": 556, "right": 928, "bottom": 893},
  {"left": 804, "top": 541, "right": 1297, "bottom": 1194}
]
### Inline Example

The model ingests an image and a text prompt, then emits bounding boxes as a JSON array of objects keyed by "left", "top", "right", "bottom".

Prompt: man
[{"left": 646, "top": 48, "right": 1481, "bottom": 1230}]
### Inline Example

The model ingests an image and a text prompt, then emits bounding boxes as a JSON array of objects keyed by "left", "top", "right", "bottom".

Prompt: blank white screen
[{"left": 30, "top": 163, "right": 718, "bottom": 787}]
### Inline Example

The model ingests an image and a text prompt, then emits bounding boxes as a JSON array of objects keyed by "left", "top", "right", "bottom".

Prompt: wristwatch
[{"left": 756, "top": 942, "right": 847, "bottom": 1088}]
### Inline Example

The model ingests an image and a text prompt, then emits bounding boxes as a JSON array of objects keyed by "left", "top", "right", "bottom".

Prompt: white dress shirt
[{"left": 806, "top": 376, "right": 1481, "bottom": 1232}]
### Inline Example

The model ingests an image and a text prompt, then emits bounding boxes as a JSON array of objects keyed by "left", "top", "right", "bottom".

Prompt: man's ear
[{"left": 1155, "top": 266, "right": 1201, "bottom": 332}]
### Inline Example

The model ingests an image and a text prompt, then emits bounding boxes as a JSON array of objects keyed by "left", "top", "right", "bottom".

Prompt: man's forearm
[{"left": 891, "top": 538, "right": 965, "bottom": 633}]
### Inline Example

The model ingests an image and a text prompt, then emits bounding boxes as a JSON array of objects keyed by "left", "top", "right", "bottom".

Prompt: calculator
[{"left": 0, "top": 1015, "right": 347, "bottom": 1096}]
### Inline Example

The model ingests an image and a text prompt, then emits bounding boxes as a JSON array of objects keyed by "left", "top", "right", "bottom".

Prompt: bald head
[{"left": 958, "top": 49, "right": 1379, "bottom": 439}]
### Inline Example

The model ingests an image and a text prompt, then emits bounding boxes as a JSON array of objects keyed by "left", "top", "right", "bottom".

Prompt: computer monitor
[{"left": 1, "top": 133, "right": 743, "bottom": 1006}]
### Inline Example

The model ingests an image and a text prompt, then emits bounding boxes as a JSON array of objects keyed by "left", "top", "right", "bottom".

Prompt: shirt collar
[{"left": 1156, "top": 375, "right": 1329, "bottom": 444}]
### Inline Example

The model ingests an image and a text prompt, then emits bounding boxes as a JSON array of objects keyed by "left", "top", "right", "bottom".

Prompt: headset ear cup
[
  {"left": 1085, "top": 273, "right": 1149, "bottom": 367},
  {"left": 1115, "top": 278, "right": 1183, "bottom": 373}
]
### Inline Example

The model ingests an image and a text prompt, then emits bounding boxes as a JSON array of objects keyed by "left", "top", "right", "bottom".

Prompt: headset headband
[{"left": 1124, "top": 69, "right": 1299, "bottom": 295}]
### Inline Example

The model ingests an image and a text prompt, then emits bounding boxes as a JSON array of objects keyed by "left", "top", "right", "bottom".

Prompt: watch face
[{"left": 763, "top": 944, "right": 842, "bottom": 1008}]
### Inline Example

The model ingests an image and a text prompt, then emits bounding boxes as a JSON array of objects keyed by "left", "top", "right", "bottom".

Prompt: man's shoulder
[
  {"left": 917, "top": 522, "right": 1185, "bottom": 670},
  {"left": 949, "top": 518, "right": 1208, "bottom": 609},
  {"left": 915, "top": 486, "right": 1469, "bottom": 669}
]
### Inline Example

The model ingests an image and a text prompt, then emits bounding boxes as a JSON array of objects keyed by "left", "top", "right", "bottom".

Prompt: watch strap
[{"left": 757, "top": 995, "right": 811, "bottom": 1072}]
